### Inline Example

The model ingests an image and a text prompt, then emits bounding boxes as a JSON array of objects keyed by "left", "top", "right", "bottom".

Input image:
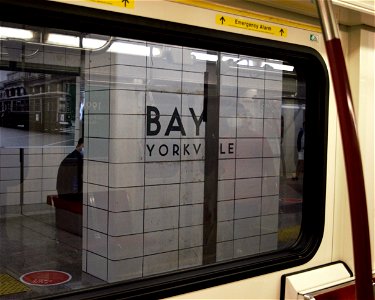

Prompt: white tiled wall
[
  {"left": 0, "top": 146, "right": 74, "bottom": 206},
  {"left": 217, "top": 54, "right": 281, "bottom": 261},
  {"left": 83, "top": 42, "right": 282, "bottom": 282}
]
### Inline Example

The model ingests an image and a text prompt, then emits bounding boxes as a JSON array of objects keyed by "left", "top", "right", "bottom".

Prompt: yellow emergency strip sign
[
  {"left": 216, "top": 15, "right": 287, "bottom": 38},
  {"left": 84, "top": 0, "right": 134, "bottom": 9}
]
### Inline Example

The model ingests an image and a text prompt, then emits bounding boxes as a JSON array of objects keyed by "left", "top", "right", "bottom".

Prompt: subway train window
[{"left": 0, "top": 19, "right": 327, "bottom": 299}]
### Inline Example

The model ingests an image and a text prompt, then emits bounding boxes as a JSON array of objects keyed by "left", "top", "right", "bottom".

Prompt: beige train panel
[
  {"left": 243, "top": 0, "right": 375, "bottom": 27},
  {"left": 49, "top": 0, "right": 320, "bottom": 31},
  {"left": 49, "top": 0, "right": 374, "bottom": 28},
  {"left": 49, "top": 0, "right": 325, "bottom": 56}
]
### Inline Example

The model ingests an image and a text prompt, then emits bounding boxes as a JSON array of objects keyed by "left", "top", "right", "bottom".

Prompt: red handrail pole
[{"left": 315, "top": 1, "right": 373, "bottom": 299}]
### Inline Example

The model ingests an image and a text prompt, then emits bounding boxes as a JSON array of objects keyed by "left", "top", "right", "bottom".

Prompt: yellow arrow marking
[{"left": 84, "top": 0, "right": 134, "bottom": 9}]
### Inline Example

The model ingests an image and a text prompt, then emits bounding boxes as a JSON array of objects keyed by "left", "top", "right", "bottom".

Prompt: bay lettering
[{"left": 146, "top": 105, "right": 203, "bottom": 136}]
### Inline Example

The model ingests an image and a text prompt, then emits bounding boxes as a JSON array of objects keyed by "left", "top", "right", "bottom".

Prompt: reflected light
[
  {"left": 222, "top": 56, "right": 239, "bottom": 62},
  {"left": 83, "top": 38, "right": 107, "bottom": 49},
  {"left": 191, "top": 52, "right": 218, "bottom": 62},
  {"left": 108, "top": 42, "right": 161, "bottom": 56},
  {"left": 0, "top": 26, "right": 33, "bottom": 40},
  {"left": 237, "top": 59, "right": 254, "bottom": 67},
  {"left": 261, "top": 62, "right": 294, "bottom": 71},
  {"left": 47, "top": 33, "right": 79, "bottom": 47},
  {"left": 47, "top": 34, "right": 109, "bottom": 49}
]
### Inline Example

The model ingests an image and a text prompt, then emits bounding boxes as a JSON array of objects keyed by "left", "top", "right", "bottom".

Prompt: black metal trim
[{"left": 0, "top": 1, "right": 330, "bottom": 299}]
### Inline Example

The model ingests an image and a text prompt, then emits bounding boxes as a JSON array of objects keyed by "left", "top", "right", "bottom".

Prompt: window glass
[{"left": 0, "top": 23, "right": 306, "bottom": 297}]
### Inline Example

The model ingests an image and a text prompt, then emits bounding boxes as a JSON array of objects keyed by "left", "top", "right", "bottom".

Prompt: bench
[{"left": 47, "top": 195, "right": 82, "bottom": 236}]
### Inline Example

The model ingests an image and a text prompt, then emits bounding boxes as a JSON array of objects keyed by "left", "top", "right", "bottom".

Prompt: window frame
[{"left": 0, "top": 0, "right": 329, "bottom": 299}]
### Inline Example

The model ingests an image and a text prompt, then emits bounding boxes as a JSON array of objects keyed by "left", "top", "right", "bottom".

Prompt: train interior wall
[
  {"left": 170, "top": 26, "right": 375, "bottom": 300},
  {"left": 161, "top": 3, "right": 375, "bottom": 299},
  {"left": 331, "top": 25, "right": 375, "bottom": 272}
]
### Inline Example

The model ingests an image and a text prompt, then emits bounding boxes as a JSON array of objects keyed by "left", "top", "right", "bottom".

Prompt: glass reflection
[{"left": 0, "top": 22, "right": 306, "bottom": 298}]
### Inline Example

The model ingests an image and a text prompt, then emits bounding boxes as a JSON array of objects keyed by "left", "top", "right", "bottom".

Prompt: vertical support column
[
  {"left": 79, "top": 43, "right": 86, "bottom": 139},
  {"left": 20, "top": 147, "right": 24, "bottom": 214},
  {"left": 316, "top": 2, "right": 373, "bottom": 298},
  {"left": 203, "top": 57, "right": 220, "bottom": 264}
]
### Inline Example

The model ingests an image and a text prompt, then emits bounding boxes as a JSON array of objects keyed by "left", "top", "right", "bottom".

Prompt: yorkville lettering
[
  {"left": 146, "top": 105, "right": 234, "bottom": 158},
  {"left": 146, "top": 143, "right": 202, "bottom": 157}
]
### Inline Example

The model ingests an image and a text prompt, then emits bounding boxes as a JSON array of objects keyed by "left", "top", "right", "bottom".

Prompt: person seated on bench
[{"left": 56, "top": 138, "right": 84, "bottom": 202}]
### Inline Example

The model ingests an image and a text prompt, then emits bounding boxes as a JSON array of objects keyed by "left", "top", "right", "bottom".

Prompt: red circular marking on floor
[{"left": 20, "top": 270, "right": 71, "bottom": 286}]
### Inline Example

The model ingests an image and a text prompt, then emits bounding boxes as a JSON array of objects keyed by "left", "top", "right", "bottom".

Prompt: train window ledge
[{"left": 281, "top": 261, "right": 355, "bottom": 300}]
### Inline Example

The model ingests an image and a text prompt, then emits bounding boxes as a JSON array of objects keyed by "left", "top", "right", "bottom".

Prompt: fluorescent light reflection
[
  {"left": 191, "top": 52, "right": 218, "bottom": 62},
  {"left": 237, "top": 59, "right": 254, "bottom": 67},
  {"left": 222, "top": 56, "right": 293, "bottom": 72},
  {"left": 282, "top": 103, "right": 306, "bottom": 110},
  {"left": 45, "top": 34, "right": 163, "bottom": 54},
  {"left": 0, "top": 26, "right": 33, "bottom": 40},
  {"left": 261, "top": 62, "right": 294, "bottom": 72},
  {"left": 47, "top": 33, "right": 79, "bottom": 47},
  {"left": 222, "top": 56, "right": 239, "bottom": 62},
  {"left": 83, "top": 38, "right": 107, "bottom": 49},
  {"left": 108, "top": 42, "right": 161, "bottom": 56},
  {"left": 47, "top": 33, "right": 109, "bottom": 49}
]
